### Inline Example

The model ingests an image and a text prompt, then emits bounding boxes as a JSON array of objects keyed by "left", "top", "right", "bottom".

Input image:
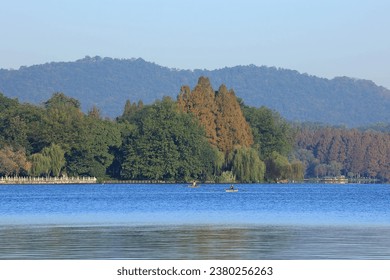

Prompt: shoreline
[
  {"left": 0, "top": 176, "right": 386, "bottom": 185},
  {"left": 0, "top": 176, "right": 97, "bottom": 185}
]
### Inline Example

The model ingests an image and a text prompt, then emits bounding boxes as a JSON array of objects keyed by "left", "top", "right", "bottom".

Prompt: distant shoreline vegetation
[{"left": 1, "top": 77, "right": 389, "bottom": 184}]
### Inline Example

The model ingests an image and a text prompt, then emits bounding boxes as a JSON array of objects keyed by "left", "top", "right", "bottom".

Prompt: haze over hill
[{"left": 1, "top": 56, "right": 389, "bottom": 127}]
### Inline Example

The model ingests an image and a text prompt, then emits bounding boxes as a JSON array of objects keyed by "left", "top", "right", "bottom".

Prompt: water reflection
[{"left": 1, "top": 224, "right": 389, "bottom": 259}]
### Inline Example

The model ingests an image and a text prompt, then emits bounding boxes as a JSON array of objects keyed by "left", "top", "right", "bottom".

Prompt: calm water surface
[{"left": 0, "top": 183, "right": 389, "bottom": 259}]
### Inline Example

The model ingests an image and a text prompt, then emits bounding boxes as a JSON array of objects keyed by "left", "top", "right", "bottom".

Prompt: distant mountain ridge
[{"left": 1, "top": 56, "right": 389, "bottom": 127}]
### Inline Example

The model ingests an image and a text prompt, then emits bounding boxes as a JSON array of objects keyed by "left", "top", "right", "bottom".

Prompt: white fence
[{"left": 0, "top": 176, "right": 97, "bottom": 184}]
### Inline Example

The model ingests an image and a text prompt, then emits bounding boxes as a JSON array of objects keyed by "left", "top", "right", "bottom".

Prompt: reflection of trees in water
[
  {"left": 1, "top": 225, "right": 390, "bottom": 259},
  {"left": 170, "top": 226, "right": 293, "bottom": 259},
  {"left": 0, "top": 225, "right": 294, "bottom": 259}
]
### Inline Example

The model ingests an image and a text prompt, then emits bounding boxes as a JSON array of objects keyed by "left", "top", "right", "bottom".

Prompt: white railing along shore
[{"left": 0, "top": 176, "right": 97, "bottom": 184}]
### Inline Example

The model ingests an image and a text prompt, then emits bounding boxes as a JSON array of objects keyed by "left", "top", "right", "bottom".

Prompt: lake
[{"left": 0, "top": 183, "right": 389, "bottom": 259}]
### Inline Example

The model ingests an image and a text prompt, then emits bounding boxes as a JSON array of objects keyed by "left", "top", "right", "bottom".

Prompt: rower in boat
[{"left": 226, "top": 184, "right": 238, "bottom": 192}]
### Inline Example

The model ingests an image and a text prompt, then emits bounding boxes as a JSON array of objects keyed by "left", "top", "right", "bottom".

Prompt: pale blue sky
[{"left": 1, "top": 0, "right": 389, "bottom": 88}]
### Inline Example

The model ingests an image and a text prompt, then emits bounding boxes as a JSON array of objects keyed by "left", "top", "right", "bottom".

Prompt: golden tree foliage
[
  {"left": 177, "top": 77, "right": 253, "bottom": 154},
  {"left": 0, "top": 146, "right": 31, "bottom": 176},
  {"left": 296, "top": 126, "right": 390, "bottom": 180}
]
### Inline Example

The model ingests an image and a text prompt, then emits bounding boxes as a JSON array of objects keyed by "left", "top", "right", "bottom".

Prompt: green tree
[
  {"left": 120, "top": 97, "right": 216, "bottom": 181},
  {"left": 212, "top": 148, "right": 225, "bottom": 176},
  {"left": 0, "top": 115, "right": 28, "bottom": 149},
  {"left": 44, "top": 92, "right": 81, "bottom": 110},
  {"left": 243, "top": 105, "right": 293, "bottom": 158},
  {"left": 228, "top": 146, "right": 265, "bottom": 182},
  {"left": 119, "top": 99, "right": 143, "bottom": 121},
  {"left": 88, "top": 105, "right": 101, "bottom": 119},
  {"left": 29, "top": 153, "right": 51, "bottom": 177},
  {"left": 0, "top": 93, "right": 18, "bottom": 112},
  {"left": 66, "top": 116, "right": 121, "bottom": 178},
  {"left": 265, "top": 151, "right": 292, "bottom": 182},
  {"left": 0, "top": 96, "right": 51, "bottom": 155},
  {"left": 290, "top": 160, "right": 305, "bottom": 181},
  {"left": 43, "top": 93, "right": 85, "bottom": 154},
  {"left": 41, "top": 144, "right": 65, "bottom": 177}
]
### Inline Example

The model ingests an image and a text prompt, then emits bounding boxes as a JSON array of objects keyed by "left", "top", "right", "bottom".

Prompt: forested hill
[{"left": 1, "top": 56, "right": 390, "bottom": 127}]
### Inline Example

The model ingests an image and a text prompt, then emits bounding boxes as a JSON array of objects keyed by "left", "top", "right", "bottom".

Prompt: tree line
[
  {"left": 294, "top": 125, "right": 390, "bottom": 181},
  {"left": 0, "top": 77, "right": 298, "bottom": 183},
  {"left": 1, "top": 76, "right": 389, "bottom": 183}
]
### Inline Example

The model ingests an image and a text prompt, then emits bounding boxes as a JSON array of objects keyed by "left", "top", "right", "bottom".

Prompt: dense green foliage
[
  {"left": 31, "top": 144, "right": 65, "bottom": 177},
  {"left": 0, "top": 92, "right": 121, "bottom": 179},
  {"left": 1, "top": 73, "right": 389, "bottom": 183},
  {"left": 1, "top": 56, "right": 390, "bottom": 126},
  {"left": 242, "top": 105, "right": 293, "bottom": 158},
  {"left": 0, "top": 85, "right": 294, "bottom": 182},
  {"left": 227, "top": 146, "right": 265, "bottom": 183},
  {"left": 118, "top": 97, "right": 216, "bottom": 181},
  {"left": 264, "top": 151, "right": 304, "bottom": 182}
]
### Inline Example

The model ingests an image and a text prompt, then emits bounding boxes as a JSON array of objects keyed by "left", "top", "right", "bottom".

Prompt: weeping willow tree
[
  {"left": 30, "top": 144, "right": 65, "bottom": 177},
  {"left": 42, "top": 144, "right": 65, "bottom": 177},
  {"left": 30, "top": 153, "right": 51, "bottom": 176},
  {"left": 228, "top": 146, "right": 265, "bottom": 183}
]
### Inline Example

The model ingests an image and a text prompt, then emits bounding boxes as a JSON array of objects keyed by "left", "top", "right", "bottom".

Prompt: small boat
[
  {"left": 188, "top": 182, "right": 199, "bottom": 188},
  {"left": 225, "top": 184, "right": 238, "bottom": 192}
]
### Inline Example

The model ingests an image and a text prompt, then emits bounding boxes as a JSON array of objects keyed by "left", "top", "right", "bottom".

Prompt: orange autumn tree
[{"left": 177, "top": 77, "right": 253, "bottom": 155}]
